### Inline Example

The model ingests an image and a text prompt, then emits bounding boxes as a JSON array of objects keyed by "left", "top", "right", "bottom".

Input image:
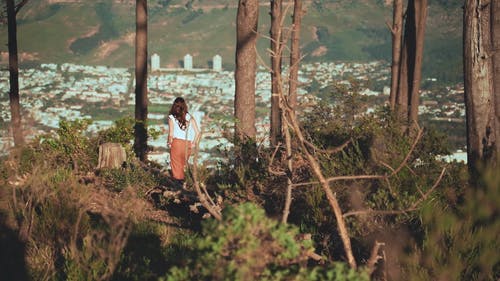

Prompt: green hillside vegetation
[
  {"left": 0, "top": 0, "right": 462, "bottom": 82},
  {"left": 1, "top": 97, "right": 498, "bottom": 280}
]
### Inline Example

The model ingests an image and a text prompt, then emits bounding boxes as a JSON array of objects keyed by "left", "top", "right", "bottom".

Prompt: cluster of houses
[{"left": 0, "top": 57, "right": 466, "bottom": 163}]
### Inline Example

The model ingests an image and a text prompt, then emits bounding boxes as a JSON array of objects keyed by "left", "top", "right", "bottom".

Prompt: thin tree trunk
[
  {"left": 491, "top": 0, "right": 500, "bottom": 167},
  {"left": 408, "top": 0, "right": 427, "bottom": 126},
  {"left": 389, "top": 0, "right": 403, "bottom": 110},
  {"left": 6, "top": 0, "right": 24, "bottom": 146},
  {"left": 399, "top": 0, "right": 419, "bottom": 123},
  {"left": 289, "top": 0, "right": 302, "bottom": 112},
  {"left": 235, "top": 0, "right": 259, "bottom": 141},
  {"left": 281, "top": 0, "right": 303, "bottom": 224},
  {"left": 270, "top": 0, "right": 283, "bottom": 146},
  {"left": 463, "top": 0, "right": 496, "bottom": 176},
  {"left": 396, "top": 37, "right": 409, "bottom": 120},
  {"left": 281, "top": 116, "right": 293, "bottom": 224},
  {"left": 134, "top": 0, "right": 148, "bottom": 161}
]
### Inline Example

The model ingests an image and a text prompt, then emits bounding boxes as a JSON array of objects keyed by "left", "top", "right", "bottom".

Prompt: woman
[{"left": 167, "top": 97, "right": 200, "bottom": 185}]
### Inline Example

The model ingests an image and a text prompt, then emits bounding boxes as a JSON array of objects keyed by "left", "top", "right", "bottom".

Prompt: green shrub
[
  {"left": 403, "top": 167, "right": 500, "bottom": 280},
  {"left": 162, "top": 203, "right": 368, "bottom": 281},
  {"left": 99, "top": 164, "right": 158, "bottom": 193}
]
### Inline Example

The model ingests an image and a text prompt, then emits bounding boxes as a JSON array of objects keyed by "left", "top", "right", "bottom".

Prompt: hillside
[{"left": 0, "top": 0, "right": 463, "bottom": 82}]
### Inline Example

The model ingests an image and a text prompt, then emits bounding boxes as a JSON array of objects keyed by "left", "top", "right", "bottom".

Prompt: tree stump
[{"left": 97, "top": 143, "right": 127, "bottom": 169}]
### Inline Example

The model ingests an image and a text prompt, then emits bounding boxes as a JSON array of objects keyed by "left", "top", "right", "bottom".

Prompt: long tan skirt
[{"left": 170, "top": 138, "right": 192, "bottom": 180}]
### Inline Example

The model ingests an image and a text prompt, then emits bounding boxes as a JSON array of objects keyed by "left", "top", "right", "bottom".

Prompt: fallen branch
[{"left": 191, "top": 134, "right": 222, "bottom": 221}]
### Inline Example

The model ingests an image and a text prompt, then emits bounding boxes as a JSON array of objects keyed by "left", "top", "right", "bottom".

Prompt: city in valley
[{"left": 0, "top": 56, "right": 466, "bottom": 165}]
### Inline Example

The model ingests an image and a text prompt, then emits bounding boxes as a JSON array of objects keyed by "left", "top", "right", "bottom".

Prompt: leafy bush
[
  {"left": 403, "top": 167, "right": 500, "bottom": 280},
  {"left": 99, "top": 164, "right": 159, "bottom": 193},
  {"left": 162, "top": 203, "right": 368, "bottom": 281}
]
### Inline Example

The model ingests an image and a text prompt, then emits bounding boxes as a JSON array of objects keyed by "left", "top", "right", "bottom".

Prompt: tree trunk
[
  {"left": 464, "top": 0, "right": 497, "bottom": 175},
  {"left": 408, "top": 0, "right": 427, "bottom": 126},
  {"left": 396, "top": 34, "right": 409, "bottom": 120},
  {"left": 270, "top": 0, "right": 283, "bottom": 146},
  {"left": 490, "top": 0, "right": 500, "bottom": 167},
  {"left": 6, "top": 0, "right": 24, "bottom": 146},
  {"left": 389, "top": 0, "right": 403, "bottom": 110},
  {"left": 97, "top": 143, "right": 127, "bottom": 169},
  {"left": 134, "top": 0, "right": 148, "bottom": 162},
  {"left": 289, "top": 0, "right": 302, "bottom": 113},
  {"left": 235, "top": 0, "right": 259, "bottom": 141}
]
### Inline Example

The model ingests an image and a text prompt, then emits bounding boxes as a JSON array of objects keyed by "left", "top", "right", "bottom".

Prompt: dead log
[{"left": 97, "top": 143, "right": 126, "bottom": 169}]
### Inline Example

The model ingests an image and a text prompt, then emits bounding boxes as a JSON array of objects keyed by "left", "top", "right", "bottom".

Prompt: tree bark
[
  {"left": 6, "top": 0, "right": 24, "bottom": 146},
  {"left": 289, "top": 0, "right": 302, "bottom": 113},
  {"left": 270, "top": 0, "right": 283, "bottom": 146},
  {"left": 396, "top": 37, "right": 409, "bottom": 120},
  {"left": 464, "top": 0, "right": 497, "bottom": 175},
  {"left": 389, "top": 0, "right": 403, "bottom": 110},
  {"left": 408, "top": 0, "right": 427, "bottom": 126},
  {"left": 134, "top": 0, "right": 148, "bottom": 162},
  {"left": 97, "top": 143, "right": 127, "bottom": 169},
  {"left": 235, "top": 0, "right": 259, "bottom": 141},
  {"left": 491, "top": 0, "right": 500, "bottom": 167},
  {"left": 399, "top": 0, "right": 418, "bottom": 123}
]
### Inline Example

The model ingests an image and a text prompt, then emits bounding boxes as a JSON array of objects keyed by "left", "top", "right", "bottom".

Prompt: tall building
[
  {"left": 213, "top": 54, "right": 222, "bottom": 72},
  {"left": 151, "top": 53, "right": 160, "bottom": 71},
  {"left": 184, "top": 54, "right": 193, "bottom": 70}
]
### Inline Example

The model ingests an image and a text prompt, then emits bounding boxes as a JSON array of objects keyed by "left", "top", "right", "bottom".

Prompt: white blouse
[{"left": 168, "top": 114, "right": 195, "bottom": 141}]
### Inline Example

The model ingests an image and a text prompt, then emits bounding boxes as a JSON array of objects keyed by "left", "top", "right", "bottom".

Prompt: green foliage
[
  {"left": 403, "top": 167, "right": 500, "bottom": 280},
  {"left": 209, "top": 137, "right": 272, "bottom": 204},
  {"left": 99, "top": 165, "right": 158, "bottom": 193},
  {"left": 295, "top": 83, "right": 451, "bottom": 262},
  {"left": 112, "top": 221, "right": 172, "bottom": 281},
  {"left": 163, "top": 203, "right": 368, "bottom": 281},
  {"left": 97, "top": 117, "right": 135, "bottom": 145},
  {"left": 28, "top": 119, "right": 97, "bottom": 172}
]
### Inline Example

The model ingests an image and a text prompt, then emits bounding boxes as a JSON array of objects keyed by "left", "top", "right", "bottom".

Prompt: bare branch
[
  {"left": 304, "top": 137, "right": 352, "bottom": 155},
  {"left": 15, "top": 0, "right": 29, "bottom": 14},
  {"left": 191, "top": 133, "right": 222, "bottom": 221},
  {"left": 255, "top": 45, "right": 273, "bottom": 72},
  {"left": 366, "top": 241, "right": 385, "bottom": 275},
  {"left": 268, "top": 142, "right": 287, "bottom": 176},
  {"left": 327, "top": 174, "right": 385, "bottom": 183},
  {"left": 343, "top": 167, "right": 447, "bottom": 218},
  {"left": 386, "top": 19, "right": 395, "bottom": 34}
]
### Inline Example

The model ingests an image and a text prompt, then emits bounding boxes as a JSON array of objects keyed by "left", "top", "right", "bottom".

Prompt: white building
[
  {"left": 184, "top": 54, "right": 193, "bottom": 70},
  {"left": 151, "top": 53, "right": 160, "bottom": 72},
  {"left": 213, "top": 54, "right": 222, "bottom": 72}
]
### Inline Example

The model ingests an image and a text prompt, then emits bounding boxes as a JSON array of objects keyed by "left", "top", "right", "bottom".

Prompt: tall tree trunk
[
  {"left": 235, "top": 0, "right": 258, "bottom": 141},
  {"left": 464, "top": 0, "right": 498, "bottom": 176},
  {"left": 6, "top": 0, "right": 24, "bottom": 146},
  {"left": 289, "top": 0, "right": 302, "bottom": 113},
  {"left": 491, "top": 0, "right": 500, "bottom": 167},
  {"left": 408, "top": 0, "right": 427, "bottom": 126},
  {"left": 389, "top": 0, "right": 403, "bottom": 110},
  {"left": 396, "top": 35, "right": 409, "bottom": 120},
  {"left": 399, "top": 0, "right": 418, "bottom": 123},
  {"left": 134, "top": 0, "right": 148, "bottom": 161},
  {"left": 270, "top": 0, "right": 283, "bottom": 146}
]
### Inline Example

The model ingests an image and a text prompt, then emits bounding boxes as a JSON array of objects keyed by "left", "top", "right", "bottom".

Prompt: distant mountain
[{"left": 0, "top": 0, "right": 463, "bottom": 82}]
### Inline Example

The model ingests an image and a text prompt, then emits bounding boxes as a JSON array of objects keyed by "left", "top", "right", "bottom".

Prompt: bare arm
[{"left": 168, "top": 117, "right": 174, "bottom": 147}]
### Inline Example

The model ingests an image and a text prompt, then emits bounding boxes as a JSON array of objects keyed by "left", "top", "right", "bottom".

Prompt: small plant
[
  {"left": 162, "top": 203, "right": 368, "bottom": 281},
  {"left": 402, "top": 167, "right": 500, "bottom": 281}
]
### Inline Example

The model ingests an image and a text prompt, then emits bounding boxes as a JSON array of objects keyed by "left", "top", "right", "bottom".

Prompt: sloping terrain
[{"left": 0, "top": 0, "right": 463, "bottom": 81}]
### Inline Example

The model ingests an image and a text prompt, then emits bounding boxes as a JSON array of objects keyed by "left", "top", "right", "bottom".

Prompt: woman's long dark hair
[{"left": 169, "top": 97, "right": 188, "bottom": 129}]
